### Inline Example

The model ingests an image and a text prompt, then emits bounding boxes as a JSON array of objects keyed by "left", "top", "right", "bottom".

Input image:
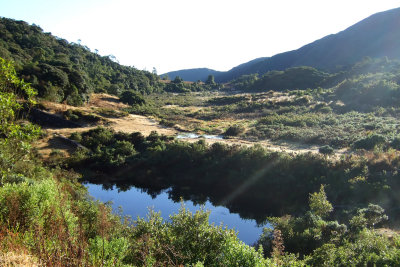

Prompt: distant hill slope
[
  {"left": 162, "top": 68, "right": 222, "bottom": 82},
  {"left": 0, "top": 17, "right": 162, "bottom": 105},
  {"left": 167, "top": 7, "right": 400, "bottom": 83}
]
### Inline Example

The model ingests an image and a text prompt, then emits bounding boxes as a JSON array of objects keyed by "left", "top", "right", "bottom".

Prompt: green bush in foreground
[
  {"left": 127, "top": 205, "right": 272, "bottom": 266},
  {"left": 259, "top": 186, "right": 400, "bottom": 266}
]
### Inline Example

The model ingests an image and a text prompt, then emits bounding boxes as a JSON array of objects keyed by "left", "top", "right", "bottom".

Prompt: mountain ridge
[{"left": 164, "top": 7, "right": 400, "bottom": 82}]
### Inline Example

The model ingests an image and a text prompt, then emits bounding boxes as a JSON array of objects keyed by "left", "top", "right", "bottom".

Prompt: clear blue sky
[{"left": 1, "top": 0, "right": 399, "bottom": 73}]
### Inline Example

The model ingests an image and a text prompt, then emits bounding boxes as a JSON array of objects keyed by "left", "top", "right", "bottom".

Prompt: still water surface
[
  {"left": 86, "top": 183, "right": 264, "bottom": 244},
  {"left": 176, "top": 133, "right": 224, "bottom": 139}
]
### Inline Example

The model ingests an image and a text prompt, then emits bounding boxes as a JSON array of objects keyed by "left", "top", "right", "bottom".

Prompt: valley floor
[{"left": 35, "top": 93, "right": 348, "bottom": 160}]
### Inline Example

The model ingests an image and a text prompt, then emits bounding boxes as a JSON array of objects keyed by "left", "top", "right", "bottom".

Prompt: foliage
[
  {"left": 261, "top": 188, "right": 399, "bottom": 266},
  {"left": 309, "top": 185, "right": 333, "bottom": 218},
  {"left": 205, "top": 74, "right": 215, "bottom": 85},
  {"left": 0, "top": 18, "right": 163, "bottom": 105},
  {"left": 0, "top": 57, "right": 40, "bottom": 183},
  {"left": 233, "top": 66, "right": 329, "bottom": 92},
  {"left": 353, "top": 134, "right": 386, "bottom": 150},
  {"left": 318, "top": 145, "right": 334, "bottom": 155},
  {"left": 69, "top": 127, "right": 138, "bottom": 168},
  {"left": 127, "top": 204, "right": 270, "bottom": 266},
  {"left": 89, "top": 236, "right": 130, "bottom": 266},
  {"left": 120, "top": 91, "right": 145, "bottom": 105},
  {"left": 120, "top": 91, "right": 145, "bottom": 106},
  {"left": 63, "top": 109, "right": 102, "bottom": 124},
  {"left": 230, "top": 73, "right": 259, "bottom": 90},
  {"left": 224, "top": 125, "right": 245, "bottom": 137},
  {"left": 357, "top": 204, "right": 388, "bottom": 228},
  {"left": 305, "top": 229, "right": 400, "bottom": 266},
  {"left": 163, "top": 76, "right": 219, "bottom": 93},
  {"left": 254, "top": 110, "right": 400, "bottom": 148},
  {"left": 207, "top": 95, "right": 248, "bottom": 106}
]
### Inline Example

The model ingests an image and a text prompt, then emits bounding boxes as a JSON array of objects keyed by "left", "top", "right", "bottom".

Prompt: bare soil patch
[{"left": 108, "top": 114, "right": 176, "bottom": 136}]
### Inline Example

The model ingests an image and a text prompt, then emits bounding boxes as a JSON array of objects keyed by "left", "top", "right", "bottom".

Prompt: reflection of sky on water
[
  {"left": 176, "top": 133, "right": 224, "bottom": 140},
  {"left": 86, "top": 183, "right": 263, "bottom": 245}
]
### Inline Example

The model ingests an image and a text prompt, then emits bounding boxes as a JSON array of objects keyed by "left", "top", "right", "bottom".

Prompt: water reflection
[
  {"left": 86, "top": 183, "right": 264, "bottom": 245},
  {"left": 176, "top": 133, "right": 224, "bottom": 139}
]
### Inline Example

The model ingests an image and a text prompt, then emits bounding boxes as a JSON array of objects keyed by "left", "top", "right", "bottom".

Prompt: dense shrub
[
  {"left": 319, "top": 145, "right": 334, "bottom": 155},
  {"left": 127, "top": 205, "right": 271, "bottom": 266},
  {"left": 235, "top": 66, "right": 329, "bottom": 92},
  {"left": 353, "top": 134, "right": 386, "bottom": 150},
  {"left": 390, "top": 136, "right": 400, "bottom": 149},
  {"left": 259, "top": 188, "right": 398, "bottom": 266},
  {"left": 306, "top": 230, "right": 400, "bottom": 266},
  {"left": 120, "top": 91, "right": 146, "bottom": 106},
  {"left": 224, "top": 125, "right": 245, "bottom": 137},
  {"left": 254, "top": 111, "right": 398, "bottom": 148}
]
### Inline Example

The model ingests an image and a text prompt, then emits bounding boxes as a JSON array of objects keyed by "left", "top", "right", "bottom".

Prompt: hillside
[
  {"left": 166, "top": 7, "right": 400, "bottom": 82},
  {"left": 0, "top": 17, "right": 163, "bottom": 105}
]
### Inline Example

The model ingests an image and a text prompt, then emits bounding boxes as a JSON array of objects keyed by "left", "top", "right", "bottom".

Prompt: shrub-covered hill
[
  {"left": 0, "top": 17, "right": 163, "bottom": 105},
  {"left": 229, "top": 57, "right": 400, "bottom": 110},
  {"left": 232, "top": 66, "right": 329, "bottom": 91}
]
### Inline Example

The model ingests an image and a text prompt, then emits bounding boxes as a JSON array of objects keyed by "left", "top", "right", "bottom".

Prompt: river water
[{"left": 86, "top": 183, "right": 264, "bottom": 245}]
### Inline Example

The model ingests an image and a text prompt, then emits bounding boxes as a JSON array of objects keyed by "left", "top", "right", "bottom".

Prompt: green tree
[
  {"left": 309, "top": 185, "right": 333, "bottom": 218},
  {"left": 0, "top": 57, "right": 38, "bottom": 137},
  {"left": 0, "top": 57, "right": 40, "bottom": 182},
  {"left": 205, "top": 74, "right": 216, "bottom": 85},
  {"left": 357, "top": 204, "right": 388, "bottom": 228},
  {"left": 173, "top": 76, "right": 183, "bottom": 84}
]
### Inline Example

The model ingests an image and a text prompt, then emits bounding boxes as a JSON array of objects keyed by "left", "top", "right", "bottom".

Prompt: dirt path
[{"left": 35, "top": 93, "right": 347, "bottom": 159}]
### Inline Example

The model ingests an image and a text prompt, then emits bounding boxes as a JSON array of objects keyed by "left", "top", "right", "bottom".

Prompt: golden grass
[{"left": 0, "top": 251, "right": 41, "bottom": 267}]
